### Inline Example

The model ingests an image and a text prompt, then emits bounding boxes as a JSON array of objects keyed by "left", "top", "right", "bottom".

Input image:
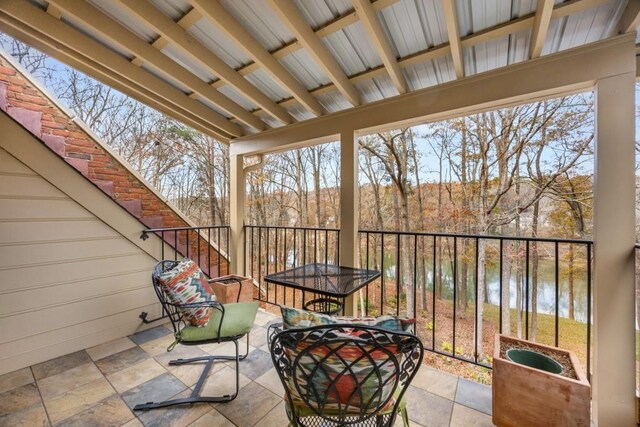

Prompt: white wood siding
[{"left": 0, "top": 138, "right": 162, "bottom": 375}]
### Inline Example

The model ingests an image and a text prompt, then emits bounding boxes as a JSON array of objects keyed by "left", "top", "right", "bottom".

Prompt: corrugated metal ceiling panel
[
  {"left": 148, "top": 0, "right": 191, "bottom": 20},
  {"left": 244, "top": 69, "right": 291, "bottom": 102},
  {"left": 403, "top": 55, "right": 456, "bottom": 91},
  {"left": 220, "top": 0, "right": 295, "bottom": 51},
  {"left": 380, "top": 0, "right": 446, "bottom": 57},
  {"left": 196, "top": 96, "right": 231, "bottom": 118},
  {"left": 292, "top": 0, "right": 353, "bottom": 28},
  {"left": 544, "top": 0, "right": 625, "bottom": 54},
  {"left": 140, "top": 62, "right": 190, "bottom": 93},
  {"left": 60, "top": 15, "right": 133, "bottom": 60},
  {"left": 356, "top": 74, "right": 397, "bottom": 103},
  {"left": 87, "top": 0, "right": 157, "bottom": 42},
  {"left": 160, "top": 43, "right": 217, "bottom": 82},
  {"left": 188, "top": 18, "right": 251, "bottom": 69},
  {"left": 284, "top": 102, "right": 316, "bottom": 122},
  {"left": 316, "top": 89, "right": 351, "bottom": 113},
  {"left": 217, "top": 84, "right": 258, "bottom": 111},
  {"left": 322, "top": 26, "right": 378, "bottom": 76},
  {"left": 279, "top": 50, "right": 332, "bottom": 90}
]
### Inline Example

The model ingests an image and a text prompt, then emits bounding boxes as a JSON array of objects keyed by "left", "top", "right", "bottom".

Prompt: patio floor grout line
[{"left": 29, "top": 365, "right": 53, "bottom": 427}]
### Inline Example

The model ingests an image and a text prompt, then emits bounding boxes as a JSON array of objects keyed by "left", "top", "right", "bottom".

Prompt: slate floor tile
[
  {"left": 188, "top": 409, "right": 235, "bottom": 427},
  {"left": 0, "top": 368, "right": 34, "bottom": 395},
  {"left": 411, "top": 367, "right": 458, "bottom": 400},
  {"left": 55, "top": 395, "right": 134, "bottom": 427},
  {"left": 86, "top": 337, "right": 136, "bottom": 362},
  {"left": 37, "top": 363, "right": 103, "bottom": 400},
  {"left": 454, "top": 378, "right": 492, "bottom": 416},
  {"left": 43, "top": 377, "right": 114, "bottom": 424},
  {"left": 107, "top": 359, "right": 166, "bottom": 394},
  {"left": 120, "top": 373, "right": 187, "bottom": 411},
  {"left": 129, "top": 327, "right": 172, "bottom": 346},
  {"left": 0, "top": 402, "right": 50, "bottom": 427},
  {"left": 0, "top": 383, "right": 42, "bottom": 416},
  {"left": 404, "top": 385, "right": 454, "bottom": 427},
  {"left": 449, "top": 403, "right": 493, "bottom": 427},
  {"left": 95, "top": 347, "right": 150, "bottom": 376},
  {"left": 215, "top": 382, "right": 281, "bottom": 426},
  {"left": 136, "top": 388, "right": 211, "bottom": 427},
  {"left": 32, "top": 351, "right": 92, "bottom": 381},
  {"left": 238, "top": 349, "right": 273, "bottom": 381}
]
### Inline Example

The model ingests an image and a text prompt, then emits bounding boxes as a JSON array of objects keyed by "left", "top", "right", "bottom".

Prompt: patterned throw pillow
[
  {"left": 156, "top": 259, "right": 215, "bottom": 327},
  {"left": 281, "top": 306, "right": 415, "bottom": 333}
]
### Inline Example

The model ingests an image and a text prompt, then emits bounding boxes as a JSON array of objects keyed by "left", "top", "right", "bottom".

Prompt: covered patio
[
  {"left": 1, "top": 310, "right": 494, "bottom": 426},
  {"left": 0, "top": 0, "right": 639, "bottom": 425}
]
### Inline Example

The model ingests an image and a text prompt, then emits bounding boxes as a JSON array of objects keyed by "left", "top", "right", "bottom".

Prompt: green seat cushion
[{"left": 179, "top": 301, "right": 259, "bottom": 342}]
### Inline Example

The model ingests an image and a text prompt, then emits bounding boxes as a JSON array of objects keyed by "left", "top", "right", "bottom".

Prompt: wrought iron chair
[
  {"left": 134, "top": 260, "right": 259, "bottom": 411},
  {"left": 270, "top": 324, "right": 424, "bottom": 426}
]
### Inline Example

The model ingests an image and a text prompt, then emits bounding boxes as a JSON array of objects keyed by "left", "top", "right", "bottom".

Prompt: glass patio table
[{"left": 263, "top": 263, "right": 380, "bottom": 315}]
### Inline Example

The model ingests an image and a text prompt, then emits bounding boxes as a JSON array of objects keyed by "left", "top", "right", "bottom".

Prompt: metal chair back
[{"left": 270, "top": 324, "right": 423, "bottom": 426}]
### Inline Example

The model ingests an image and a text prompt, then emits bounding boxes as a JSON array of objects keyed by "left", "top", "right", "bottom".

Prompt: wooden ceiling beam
[
  {"left": 441, "top": 0, "right": 464, "bottom": 79},
  {"left": 353, "top": 0, "right": 407, "bottom": 94},
  {"left": 267, "top": 0, "right": 362, "bottom": 107},
  {"left": 0, "top": 12, "right": 230, "bottom": 141},
  {"left": 244, "top": 0, "right": 608, "bottom": 115},
  {"left": 47, "top": 0, "right": 267, "bottom": 132},
  {"left": 115, "top": 0, "right": 294, "bottom": 125},
  {"left": 617, "top": 0, "right": 640, "bottom": 34},
  {"left": 0, "top": 0, "right": 240, "bottom": 138},
  {"left": 529, "top": 0, "right": 555, "bottom": 59},
  {"left": 209, "top": 0, "right": 400, "bottom": 85},
  {"left": 191, "top": 0, "right": 325, "bottom": 117}
]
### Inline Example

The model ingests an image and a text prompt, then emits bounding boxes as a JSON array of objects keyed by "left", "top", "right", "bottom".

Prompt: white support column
[
  {"left": 339, "top": 129, "right": 359, "bottom": 315},
  {"left": 229, "top": 154, "right": 246, "bottom": 275},
  {"left": 592, "top": 71, "right": 636, "bottom": 426}
]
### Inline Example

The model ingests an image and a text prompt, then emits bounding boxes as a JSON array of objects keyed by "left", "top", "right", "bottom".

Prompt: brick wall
[{"left": 0, "top": 56, "right": 229, "bottom": 277}]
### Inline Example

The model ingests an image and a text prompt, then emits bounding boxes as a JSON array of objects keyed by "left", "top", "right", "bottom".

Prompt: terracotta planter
[
  {"left": 492, "top": 334, "right": 590, "bottom": 427},
  {"left": 208, "top": 275, "right": 254, "bottom": 304}
]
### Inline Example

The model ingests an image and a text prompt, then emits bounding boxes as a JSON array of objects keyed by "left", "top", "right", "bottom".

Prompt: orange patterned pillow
[{"left": 157, "top": 259, "right": 214, "bottom": 327}]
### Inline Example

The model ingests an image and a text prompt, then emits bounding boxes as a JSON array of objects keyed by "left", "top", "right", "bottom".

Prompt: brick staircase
[{"left": 0, "top": 52, "right": 228, "bottom": 277}]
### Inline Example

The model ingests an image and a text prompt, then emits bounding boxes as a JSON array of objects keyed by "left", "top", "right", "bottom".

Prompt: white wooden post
[
  {"left": 339, "top": 129, "right": 359, "bottom": 315},
  {"left": 592, "top": 71, "right": 636, "bottom": 425},
  {"left": 229, "top": 154, "right": 245, "bottom": 275}
]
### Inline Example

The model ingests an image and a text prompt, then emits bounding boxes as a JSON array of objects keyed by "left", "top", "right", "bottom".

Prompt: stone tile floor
[{"left": 0, "top": 310, "right": 494, "bottom": 426}]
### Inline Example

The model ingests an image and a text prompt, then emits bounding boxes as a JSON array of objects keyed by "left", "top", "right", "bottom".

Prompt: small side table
[{"left": 263, "top": 263, "right": 380, "bottom": 315}]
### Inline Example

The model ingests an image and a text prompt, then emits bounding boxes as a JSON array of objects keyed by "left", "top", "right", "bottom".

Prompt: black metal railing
[
  {"left": 244, "top": 225, "right": 340, "bottom": 308},
  {"left": 243, "top": 225, "right": 593, "bottom": 374},
  {"left": 140, "top": 225, "right": 230, "bottom": 278},
  {"left": 359, "top": 230, "right": 592, "bottom": 373}
]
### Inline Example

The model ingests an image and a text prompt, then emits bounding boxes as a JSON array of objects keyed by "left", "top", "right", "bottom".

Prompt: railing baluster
[
  {"left": 413, "top": 234, "right": 418, "bottom": 320},
  {"left": 161, "top": 231, "right": 165, "bottom": 260},
  {"left": 453, "top": 237, "right": 457, "bottom": 357},
  {"left": 258, "top": 227, "right": 262, "bottom": 302},
  {"left": 396, "top": 233, "right": 400, "bottom": 317},
  {"left": 525, "top": 240, "right": 530, "bottom": 341},
  {"left": 208, "top": 228, "right": 211, "bottom": 277},
  {"left": 186, "top": 229, "right": 189, "bottom": 260},
  {"left": 325, "top": 229, "right": 329, "bottom": 265},
  {"left": 499, "top": 239, "right": 503, "bottom": 334},
  {"left": 474, "top": 237, "right": 479, "bottom": 363},
  {"left": 366, "top": 232, "right": 370, "bottom": 316},
  {"left": 586, "top": 243, "right": 592, "bottom": 381},
  {"left": 381, "top": 233, "right": 385, "bottom": 316},
  {"left": 432, "top": 235, "right": 436, "bottom": 350},
  {"left": 275, "top": 228, "right": 279, "bottom": 305},
  {"left": 555, "top": 242, "right": 560, "bottom": 347}
]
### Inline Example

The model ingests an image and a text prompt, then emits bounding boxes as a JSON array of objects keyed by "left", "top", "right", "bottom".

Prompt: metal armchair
[
  {"left": 134, "top": 260, "right": 259, "bottom": 411},
  {"left": 270, "top": 324, "right": 424, "bottom": 426}
]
